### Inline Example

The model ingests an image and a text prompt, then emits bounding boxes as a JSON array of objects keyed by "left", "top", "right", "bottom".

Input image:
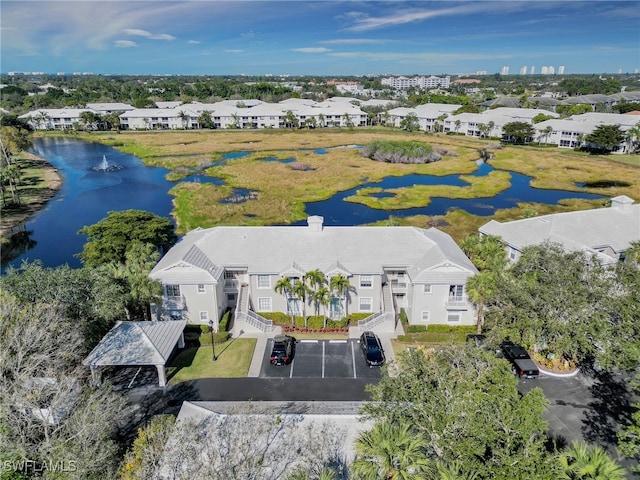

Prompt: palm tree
[
  {"left": 305, "top": 269, "right": 326, "bottom": 315},
  {"left": 465, "top": 271, "right": 498, "bottom": 334},
  {"left": 559, "top": 441, "right": 625, "bottom": 479},
  {"left": 487, "top": 120, "right": 495, "bottom": 138},
  {"left": 317, "top": 113, "right": 325, "bottom": 128},
  {"left": 342, "top": 112, "right": 355, "bottom": 128},
  {"left": 312, "top": 287, "right": 331, "bottom": 328},
  {"left": 351, "top": 420, "right": 429, "bottom": 480},
  {"left": 35, "top": 111, "right": 50, "bottom": 130},
  {"left": 275, "top": 276, "right": 295, "bottom": 324},
  {"left": 329, "top": 274, "right": 351, "bottom": 320},
  {"left": 291, "top": 279, "right": 310, "bottom": 326},
  {"left": 177, "top": 110, "right": 190, "bottom": 129},
  {"left": 454, "top": 119, "right": 461, "bottom": 134}
]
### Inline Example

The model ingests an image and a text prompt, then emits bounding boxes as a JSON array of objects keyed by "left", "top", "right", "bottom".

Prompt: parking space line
[
  {"left": 290, "top": 359, "right": 294, "bottom": 378},
  {"left": 351, "top": 341, "right": 357, "bottom": 378},
  {"left": 329, "top": 340, "right": 347, "bottom": 343},
  {"left": 300, "top": 340, "right": 318, "bottom": 343},
  {"left": 322, "top": 342, "right": 325, "bottom": 378}
]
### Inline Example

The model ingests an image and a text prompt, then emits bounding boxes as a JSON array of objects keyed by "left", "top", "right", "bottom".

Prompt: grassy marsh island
[{"left": 75, "top": 129, "right": 640, "bottom": 242}]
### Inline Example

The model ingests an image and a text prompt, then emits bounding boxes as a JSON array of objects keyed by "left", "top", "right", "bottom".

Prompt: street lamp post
[{"left": 208, "top": 319, "right": 217, "bottom": 361}]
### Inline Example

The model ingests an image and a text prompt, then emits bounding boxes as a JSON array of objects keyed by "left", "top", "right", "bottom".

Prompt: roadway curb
[{"left": 539, "top": 366, "right": 581, "bottom": 378}]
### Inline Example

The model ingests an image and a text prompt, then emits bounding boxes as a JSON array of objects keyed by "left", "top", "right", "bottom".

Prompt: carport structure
[{"left": 83, "top": 320, "right": 187, "bottom": 387}]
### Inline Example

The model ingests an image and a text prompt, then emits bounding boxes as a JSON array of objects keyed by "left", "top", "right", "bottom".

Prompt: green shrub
[
  {"left": 426, "top": 324, "right": 476, "bottom": 334},
  {"left": 399, "top": 308, "right": 409, "bottom": 329},
  {"left": 219, "top": 309, "right": 232, "bottom": 332},
  {"left": 407, "top": 325, "right": 427, "bottom": 333}
]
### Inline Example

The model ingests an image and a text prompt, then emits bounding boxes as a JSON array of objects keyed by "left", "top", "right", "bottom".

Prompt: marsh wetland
[{"left": 4, "top": 129, "right": 639, "bottom": 268}]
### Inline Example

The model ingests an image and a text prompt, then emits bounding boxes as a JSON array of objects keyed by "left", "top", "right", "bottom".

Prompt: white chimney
[{"left": 307, "top": 215, "right": 324, "bottom": 232}]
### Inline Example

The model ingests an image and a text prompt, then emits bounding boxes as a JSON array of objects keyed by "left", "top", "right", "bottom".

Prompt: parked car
[
  {"left": 500, "top": 340, "right": 539, "bottom": 379},
  {"left": 270, "top": 334, "right": 296, "bottom": 366},
  {"left": 360, "top": 331, "right": 385, "bottom": 367}
]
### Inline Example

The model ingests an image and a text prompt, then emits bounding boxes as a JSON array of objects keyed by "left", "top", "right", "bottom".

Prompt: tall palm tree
[
  {"left": 351, "top": 420, "right": 429, "bottom": 480},
  {"left": 329, "top": 274, "right": 351, "bottom": 320},
  {"left": 305, "top": 269, "right": 326, "bottom": 315},
  {"left": 177, "top": 110, "right": 190, "bottom": 129},
  {"left": 312, "top": 287, "right": 331, "bottom": 328},
  {"left": 487, "top": 120, "right": 495, "bottom": 138},
  {"left": 454, "top": 119, "right": 461, "bottom": 133},
  {"left": 559, "top": 441, "right": 626, "bottom": 480},
  {"left": 291, "top": 279, "right": 310, "bottom": 326},
  {"left": 275, "top": 276, "right": 295, "bottom": 324},
  {"left": 465, "top": 271, "right": 498, "bottom": 334}
]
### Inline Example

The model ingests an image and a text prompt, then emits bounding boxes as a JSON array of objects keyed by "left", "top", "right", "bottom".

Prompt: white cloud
[
  {"left": 123, "top": 28, "right": 175, "bottom": 41},
  {"left": 115, "top": 40, "right": 138, "bottom": 48},
  {"left": 188, "top": 40, "right": 201, "bottom": 45},
  {"left": 291, "top": 47, "right": 331, "bottom": 53},
  {"left": 321, "top": 38, "right": 389, "bottom": 45},
  {"left": 224, "top": 49, "right": 244, "bottom": 53}
]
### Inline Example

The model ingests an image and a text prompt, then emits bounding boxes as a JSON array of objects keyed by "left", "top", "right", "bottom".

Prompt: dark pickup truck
[{"left": 500, "top": 340, "right": 540, "bottom": 379}]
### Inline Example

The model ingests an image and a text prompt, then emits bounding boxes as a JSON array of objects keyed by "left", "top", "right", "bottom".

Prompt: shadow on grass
[{"left": 166, "top": 346, "right": 198, "bottom": 382}]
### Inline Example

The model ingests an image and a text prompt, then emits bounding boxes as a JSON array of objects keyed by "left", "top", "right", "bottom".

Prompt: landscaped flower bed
[{"left": 531, "top": 351, "right": 577, "bottom": 374}]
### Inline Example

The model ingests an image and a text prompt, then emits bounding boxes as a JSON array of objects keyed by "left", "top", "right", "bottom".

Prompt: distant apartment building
[
  {"left": 381, "top": 75, "right": 451, "bottom": 90},
  {"left": 558, "top": 66, "right": 565, "bottom": 75},
  {"left": 501, "top": 66, "right": 510, "bottom": 75},
  {"left": 520, "top": 66, "right": 528, "bottom": 75}
]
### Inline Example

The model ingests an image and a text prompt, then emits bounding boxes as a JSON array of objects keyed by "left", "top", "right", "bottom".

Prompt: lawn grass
[
  {"left": 67, "top": 129, "right": 640, "bottom": 241},
  {"left": 0, "top": 152, "right": 61, "bottom": 238},
  {"left": 166, "top": 337, "right": 256, "bottom": 383}
]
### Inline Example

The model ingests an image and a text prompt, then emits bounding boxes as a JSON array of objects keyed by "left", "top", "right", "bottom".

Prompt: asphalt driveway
[{"left": 260, "top": 339, "right": 385, "bottom": 379}]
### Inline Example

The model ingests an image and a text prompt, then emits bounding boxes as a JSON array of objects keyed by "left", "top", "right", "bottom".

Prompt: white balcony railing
[{"left": 446, "top": 295, "right": 468, "bottom": 308}]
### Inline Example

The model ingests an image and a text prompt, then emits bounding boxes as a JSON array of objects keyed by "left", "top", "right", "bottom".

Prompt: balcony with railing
[
  {"left": 446, "top": 295, "right": 468, "bottom": 309},
  {"left": 390, "top": 279, "right": 407, "bottom": 292}
]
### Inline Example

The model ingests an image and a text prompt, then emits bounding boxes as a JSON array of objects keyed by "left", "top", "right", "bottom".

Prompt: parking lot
[{"left": 260, "top": 339, "right": 385, "bottom": 379}]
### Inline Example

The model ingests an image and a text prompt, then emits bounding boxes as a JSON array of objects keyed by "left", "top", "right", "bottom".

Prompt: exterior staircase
[
  {"left": 233, "top": 284, "right": 274, "bottom": 334},
  {"left": 352, "top": 283, "right": 396, "bottom": 336}
]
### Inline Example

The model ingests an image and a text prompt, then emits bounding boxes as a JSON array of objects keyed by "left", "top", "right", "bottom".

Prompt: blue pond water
[{"left": 2, "top": 138, "right": 605, "bottom": 269}]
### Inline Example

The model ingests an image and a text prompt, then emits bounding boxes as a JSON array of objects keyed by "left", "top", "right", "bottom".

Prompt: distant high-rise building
[
  {"left": 548, "top": 66, "right": 555, "bottom": 74},
  {"left": 476, "top": 70, "right": 487, "bottom": 76},
  {"left": 530, "top": 66, "right": 535, "bottom": 75},
  {"left": 501, "top": 66, "right": 509, "bottom": 75},
  {"left": 541, "top": 66, "right": 549, "bottom": 75},
  {"left": 558, "top": 66, "right": 565, "bottom": 75},
  {"left": 634, "top": 68, "right": 639, "bottom": 74},
  {"left": 520, "top": 66, "right": 527, "bottom": 75}
]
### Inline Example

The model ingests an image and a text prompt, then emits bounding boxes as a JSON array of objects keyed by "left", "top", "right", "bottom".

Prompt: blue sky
[{"left": 1, "top": 1, "right": 639, "bottom": 76}]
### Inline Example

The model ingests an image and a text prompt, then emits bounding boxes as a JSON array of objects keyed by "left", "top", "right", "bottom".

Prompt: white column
[
  {"left": 156, "top": 365, "right": 167, "bottom": 387},
  {"left": 178, "top": 332, "right": 185, "bottom": 349}
]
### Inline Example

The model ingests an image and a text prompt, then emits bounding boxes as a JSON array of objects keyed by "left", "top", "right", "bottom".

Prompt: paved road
[{"left": 168, "top": 377, "right": 380, "bottom": 402}]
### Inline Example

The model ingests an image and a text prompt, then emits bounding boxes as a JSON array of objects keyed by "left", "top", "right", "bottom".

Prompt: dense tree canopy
[
  {"left": 361, "top": 346, "right": 557, "bottom": 479},
  {"left": 0, "top": 290, "right": 128, "bottom": 480},
  {"left": 483, "top": 243, "right": 640, "bottom": 370},
  {"left": 501, "top": 121, "right": 535, "bottom": 144},
  {"left": 585, "top": 125, "right": 626, "bottom": 153},
  {"left": 78, "top": 209, "right": 177, "bottom": 267}
]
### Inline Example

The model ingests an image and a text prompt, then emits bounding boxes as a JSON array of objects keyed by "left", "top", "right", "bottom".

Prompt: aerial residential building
[
  {"left": 381, "top": 75, "right": 451, "bottom": 89},
  {"left": 149, "top": 217, "right": 478, "bottom": 335},
  {"left": 479, "top": 196, "right": 640, "bottom": 264}
]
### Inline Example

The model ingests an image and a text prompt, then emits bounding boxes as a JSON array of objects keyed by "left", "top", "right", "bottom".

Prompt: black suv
[
  {"left": 360, "top": 331, "right": 385, "bottom": 367},
  {"left": 500, "top": 340, "right": 539, "bottom": 379},
  {"left": 270, "top": 334, "right": 296, "bottom": 366}
]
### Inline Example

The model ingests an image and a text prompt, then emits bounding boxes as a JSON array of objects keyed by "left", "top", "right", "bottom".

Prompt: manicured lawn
[{"left": 166, "top": 337, "right": 256, "bottom": 383}]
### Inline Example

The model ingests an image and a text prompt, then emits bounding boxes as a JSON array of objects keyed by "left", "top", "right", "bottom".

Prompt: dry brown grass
[{"left": 83, "top": 130, "right": 640, "bottom": 238}]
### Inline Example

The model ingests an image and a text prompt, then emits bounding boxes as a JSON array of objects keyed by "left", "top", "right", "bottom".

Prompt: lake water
[{"left": 2, "top": 137, "right": 605, "bottom": 269}]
